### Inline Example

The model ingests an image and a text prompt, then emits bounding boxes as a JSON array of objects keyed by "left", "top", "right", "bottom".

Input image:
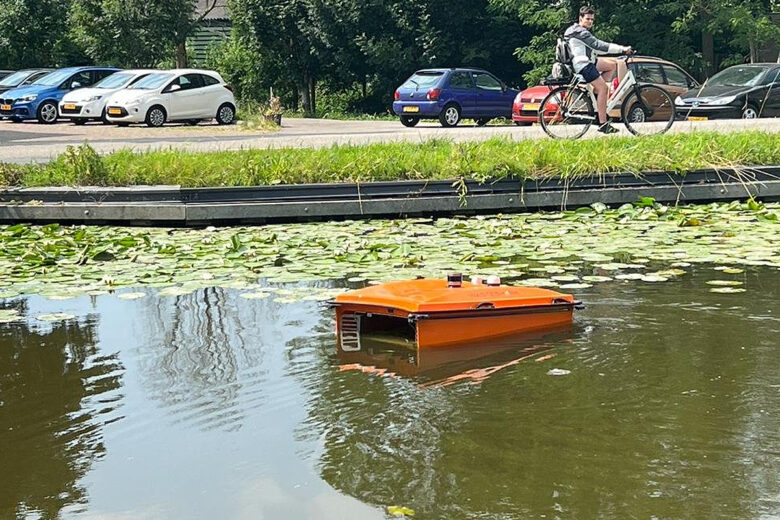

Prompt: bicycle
[{"left": 538, "top": 53, "right": 676, "bottom": 139}]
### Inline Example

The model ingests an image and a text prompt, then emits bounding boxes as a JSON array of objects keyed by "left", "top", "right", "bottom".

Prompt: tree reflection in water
[
  {"left": 0, "top": 300, "right": 123, "bottom": 519},
  {"left": 137, "top": 287, "right": 268, "bottom": 432}
]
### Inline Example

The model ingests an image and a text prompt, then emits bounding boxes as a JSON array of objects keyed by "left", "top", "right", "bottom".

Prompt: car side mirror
[
  {"left": 71, "top": 82, "right": 82, "bottom": 89},
  {"left": 166, "top": 84, "right": 182, "bottom": 93}
]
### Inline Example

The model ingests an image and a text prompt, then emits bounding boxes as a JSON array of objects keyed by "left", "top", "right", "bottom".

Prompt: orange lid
[{"left": 334, "top": 279, "right": 574, "bottom": 313}]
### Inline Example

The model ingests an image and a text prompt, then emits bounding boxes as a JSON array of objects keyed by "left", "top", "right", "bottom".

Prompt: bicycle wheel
[
  {"left": 539, "top": 85, "right": 596, "bottom": 140},
  {"left": 621, "top": 84, "right": 675, "bottom": 136}
]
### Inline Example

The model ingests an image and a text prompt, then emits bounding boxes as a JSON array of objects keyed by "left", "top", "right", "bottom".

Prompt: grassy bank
[{"left": 1, "top": 131, "right": 778, "bottom": 188}]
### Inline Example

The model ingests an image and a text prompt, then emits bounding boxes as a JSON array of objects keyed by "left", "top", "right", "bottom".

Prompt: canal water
[{"left": 1, "top": 266, "right": 778, "bottom": 519}]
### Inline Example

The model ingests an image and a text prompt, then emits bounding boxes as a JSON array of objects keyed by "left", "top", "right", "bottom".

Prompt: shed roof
[{"left": 195, "top": 0, "right": 230, "bottom": 21}]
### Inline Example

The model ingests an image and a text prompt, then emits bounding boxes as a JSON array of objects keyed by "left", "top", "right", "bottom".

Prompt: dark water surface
[{"left": 1, "top": 268, "right": 778, "bottom": 519}]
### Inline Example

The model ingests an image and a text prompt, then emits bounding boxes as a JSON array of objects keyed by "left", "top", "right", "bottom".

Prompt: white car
[
  {"left": 59, "top": 69, "right": 157, "bottom": 124},
  {"left": 104, "top": 68, "right": 236, "bottom": 127}
]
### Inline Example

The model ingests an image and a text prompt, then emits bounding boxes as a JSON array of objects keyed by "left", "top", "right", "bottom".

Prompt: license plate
[
  {"left": 63, "top": 103, "right": 76, "bottom": 110},
  {"left": 523, "top": 103, "right": 540, "bottom": 111},
  {"left": 688, "top": 116, "right": 708, "bottom": 121},
  {"left": 108, "top": 108, "right": 122, "bottom": 115},
  {"left": 0, "top": 104, "right": 10, "bottom": 111},
  {"left": 403, "top": 106, "right": 420, "bottom": 113}
]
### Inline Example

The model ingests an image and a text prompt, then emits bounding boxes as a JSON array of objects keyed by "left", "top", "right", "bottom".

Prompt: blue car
[
  {"left": 0, "top": 66, "right": 120, "bottom": 123},
  {"left": 392, "top": 68, "right": 520, "bottom": 127}
]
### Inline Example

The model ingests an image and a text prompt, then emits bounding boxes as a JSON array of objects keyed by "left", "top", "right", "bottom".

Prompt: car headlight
[
  {"left": 710, "top": 95, "right": 737, "bottom": 106},
  {"left": 20, "top": 94, "right": 38, "bottom": 102},
  {"left": 86, "top": 95, "right": 103, "bottom": 102},
  {"left": 674, "top": 96, "right": 684, "bottom": 105}
]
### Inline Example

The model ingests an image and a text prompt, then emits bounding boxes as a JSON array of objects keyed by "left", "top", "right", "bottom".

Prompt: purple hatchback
[{"left": 393, "top": 68, "right": 519, "bottom": 127}]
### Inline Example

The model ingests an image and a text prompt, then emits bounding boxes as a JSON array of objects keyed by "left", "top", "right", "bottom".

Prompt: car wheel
[
  {"left": 475, "top": 118, "right": 491, "bottom": 127},
  {"left": 627, "top": 104, "right": 646, "bottom": 123},
  {"left": 741, "top": 103, "right": 759, "bottom": 119},
  {"left": 216, "top": 103, "right": 235, "bottom": 125},
  {"left": 145, "top": 106, "right": 166, "bottom": 127},
  {"left": 439, "top": 104, "right": 461, "bottom": 127},
  {"left": 101, "top": 109, "right": 111, "bottom": 125},
  {"left": 36, "top": 101, "right": 58, "bottom": 124},
  {"left": 399, "top": 115, "right": 420, "bottom": 127}
]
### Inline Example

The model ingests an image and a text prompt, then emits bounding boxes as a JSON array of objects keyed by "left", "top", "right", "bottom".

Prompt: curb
[{"left": 1, "top": 167, "right": 778, "bottom": 226}]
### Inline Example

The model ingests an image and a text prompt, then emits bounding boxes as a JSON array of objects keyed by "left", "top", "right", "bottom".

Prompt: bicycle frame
[{"left": 564, "top": 56, "right": 639, "bottom": 121}]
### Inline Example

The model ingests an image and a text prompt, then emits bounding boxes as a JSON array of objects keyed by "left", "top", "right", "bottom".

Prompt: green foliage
[
  {"left": 0, "top": 0, "right": 777, "bottom": 112},
  {"left": 205, "top": 34, "right": 270, "bottom": 104},
  {"left": 0, "top": 0, "right": 84, "bottom": 68},
  {"left": 68, "top": 0, "right": 199, "bottom": 67}
]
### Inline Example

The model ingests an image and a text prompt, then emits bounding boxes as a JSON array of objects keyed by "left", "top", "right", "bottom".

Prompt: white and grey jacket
[{"left": 564, "top": 23, "right": 628, "bottom": 73}]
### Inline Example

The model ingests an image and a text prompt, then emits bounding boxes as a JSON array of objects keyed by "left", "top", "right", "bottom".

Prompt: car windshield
[
  {"left": 0, "top": 71, "right": 33, "bottom": 87},
  {"left": 32, "top": 69, "right": 76, "bottom": 86},
  {"left": 402, "top": 71, "right": 443, "bottom": 90},
  {"left": 129, "top": 73, "right": 173, "bottom": 90},
  {"left": 93, "top": 72, "right": 133, "bottom": 89},
  {"left": 707, "top": 66, "right": 769, "bottom": 87}
]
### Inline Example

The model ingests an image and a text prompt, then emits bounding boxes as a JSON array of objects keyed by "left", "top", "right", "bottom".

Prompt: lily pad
[
  {"left": 118, "top": 292, "right": 147, "bottom": 300},
  {"left": 386, "top": 506, "right": 415, "bottom": 517},
  {"left": 640, "top": 275, "right": 670, "bottom": 282},
  {"left": 709, "top": 287, "right": 746, "bottom": 294},
  {"left": 37, "top": 313, "right": 76, "bottom": 322},
  {"left": 0, "top": 309, "right": 22, "bottom": 323},
  {"left": 706, "top": 280, "right": 743, "bottom": 287},
  {"left": 558, "top": 283, "right": 592, "bottom": 289}
]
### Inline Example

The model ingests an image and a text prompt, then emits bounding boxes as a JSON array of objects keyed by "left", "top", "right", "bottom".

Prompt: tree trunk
[
  {"left": 300, "top": 71, "right": 312, "bottom": 116},
  {"left": 749, "top": 40, "right": 756, "bottom": 64},
  {"left": 309, "top": 76, "right": 316, "bottom": 115},
  {"left": 175, "top": 41, "right": 188, "bottom": 68},
  {"left": 292, "top": 85, "right": 299, "bottom": 111},
  {"left": 701, "top": 30, "right": 715, "bottom": 76}
]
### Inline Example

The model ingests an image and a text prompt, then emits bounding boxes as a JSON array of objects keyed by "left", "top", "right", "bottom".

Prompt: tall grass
[{"left": 2, "top": 131, "right": 778, "bottom": 188}]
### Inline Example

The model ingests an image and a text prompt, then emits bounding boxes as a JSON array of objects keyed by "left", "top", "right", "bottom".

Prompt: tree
[
  {"left": 69, "top": 0, "right": 211, "bottom": 68},
  {"left": 229, "top": 0, "right": 323, "bottom": 114},
  {"left": 0, "top": 0, "right": 79, "bottom": 68}
]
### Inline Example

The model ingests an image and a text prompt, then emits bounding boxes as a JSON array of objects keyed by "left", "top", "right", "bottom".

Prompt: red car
[{"left": 511, "top": 84, "right": 553, "bottom": 125}]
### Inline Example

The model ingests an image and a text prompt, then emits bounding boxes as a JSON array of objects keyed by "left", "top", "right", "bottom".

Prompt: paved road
[{"left": 1, "top": 117, "right": 778, "bottom": 164}]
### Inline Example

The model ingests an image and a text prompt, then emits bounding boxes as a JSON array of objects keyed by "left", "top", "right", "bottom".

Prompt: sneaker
[{"left": 598, "top": 122, "right": 619, "bottom": 134}]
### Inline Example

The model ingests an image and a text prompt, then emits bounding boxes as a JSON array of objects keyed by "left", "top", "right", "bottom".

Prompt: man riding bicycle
[{"left": 564, "top": 6, "right": 632, "bottom": 134}]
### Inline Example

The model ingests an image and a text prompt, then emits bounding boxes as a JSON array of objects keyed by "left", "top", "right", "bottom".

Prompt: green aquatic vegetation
[
  {"left": 0, "top": 200, "right": 777, "bottom": 301},
  {"left": 1, "top": 131, "right": 778, "bottom": 188}
]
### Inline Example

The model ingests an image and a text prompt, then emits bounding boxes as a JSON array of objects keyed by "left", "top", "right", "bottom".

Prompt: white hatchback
[
  {"left": 59, "top": 70, "right": 156, "bottom": 124},
  {"left": 104, "top": 68, "right": 236, "bottom": 127}
]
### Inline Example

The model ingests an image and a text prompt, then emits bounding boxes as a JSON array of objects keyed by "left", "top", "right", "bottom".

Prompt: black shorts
[{"left": 579, "top": 63, "right": 601, "bottom": 83}]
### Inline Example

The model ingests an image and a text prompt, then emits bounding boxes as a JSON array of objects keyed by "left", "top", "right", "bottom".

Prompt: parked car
[
  {"left": 0, "top": 69, "right": 54, "bottom": 96},
  {"left": 0, "top": 70, "right": 12, "bottom": 81},
  {"left": 59, "top": 69, "right": 156, "bottom": 125},
  {"left": 675, "top": 63, "right": 780, "bottom": 120},
  {"left": 0, "top": 66, "right": 120, "bottom": 123},
  {"left": 393, "top": 68, "right": 520, "bottom": 127},
  {"left": 513, "top": 56, "right": 698, "bottom": 124},
  {"left": 104, "top": 69, "right": 236, "bottom": 127}
]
